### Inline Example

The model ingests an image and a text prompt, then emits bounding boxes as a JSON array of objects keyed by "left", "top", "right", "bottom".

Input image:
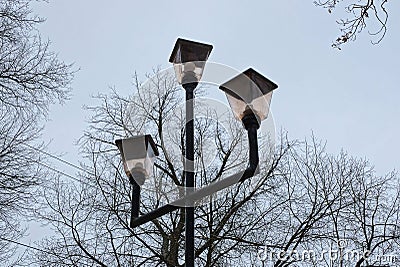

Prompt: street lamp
[
  {"left": 115, "top": 135, "right": 159, "bottom": 226},
  {"left": 169, "top": 37, "right": 213, "bottom": 267},
  {"left": 117, "top": 38, "right": 278, "bottom": 267},
  {"left": 169, "top": 38, "right": 213, "bottom": 85},
  {"left": 220, "top": 68, "right": 278, "bottom": 180},
  {"left": 219, "top": 68, "right": 278, "bottom": 123}
]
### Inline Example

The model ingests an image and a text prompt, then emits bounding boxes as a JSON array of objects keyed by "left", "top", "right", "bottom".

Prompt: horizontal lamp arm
[
  {"left": 130, "top": 203, "right": 178, "bottom": 228},
  {"left": 130, "top": 124, "right": 260, "bottom": 228}
]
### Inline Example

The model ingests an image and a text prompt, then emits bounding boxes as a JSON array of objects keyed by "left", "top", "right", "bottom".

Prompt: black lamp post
[
  {"left": 169, "top": 38, "right": 213, "bottom": 267},
  {"left": 115, "top": 39, "right": 278, "bottom": 267}
]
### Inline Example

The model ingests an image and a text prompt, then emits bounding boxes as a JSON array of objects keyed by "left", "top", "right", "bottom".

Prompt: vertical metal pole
[
  {"left": 129, "top": 172, "right": 145, "bottom": 228},
  {"left": 246, "top": 124, "right": 259, "bottom": 171},
  {"left": 184, "top": 84, "right": 195, "bottom": 267},
  {"left": 131, "top": 181, "right": 141, "bottom": 218}
]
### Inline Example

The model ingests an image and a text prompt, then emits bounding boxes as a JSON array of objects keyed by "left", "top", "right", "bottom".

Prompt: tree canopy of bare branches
[
  {"left": 314, "top": 0, "right": 390, "bottom": 49},
  {"left": 31, "top": 69, "right": 399, "bottom": 267},
  {"left": 0, "top": 0, "right": 73, "bottom": 263}
]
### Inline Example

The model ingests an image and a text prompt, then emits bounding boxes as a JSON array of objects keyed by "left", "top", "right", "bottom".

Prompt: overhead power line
[
  {"left": 36, "top": 161, "right": 96, "bottom": 189},
  {"left": 23, "top": 143, "right": 94, "bottom": 176},
  {"left": 0, "top": 237, "right": 94, "bottom": 266}
]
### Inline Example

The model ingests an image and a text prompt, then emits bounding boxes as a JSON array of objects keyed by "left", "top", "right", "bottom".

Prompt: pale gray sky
[
  {"left": 15, "top": 0, "right": 399, "bottom": 256},
  {"left": 33, "top": 0, "right": 400, "bottom": 179}
]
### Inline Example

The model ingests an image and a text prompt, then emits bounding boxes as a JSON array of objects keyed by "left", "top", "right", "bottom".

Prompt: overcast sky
[{"left": 32, "top": 0, "right": 400, "bottom": 181}]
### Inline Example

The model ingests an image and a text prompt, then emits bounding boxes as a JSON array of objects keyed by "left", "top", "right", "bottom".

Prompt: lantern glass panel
[
  {"left": 226, "top": 91, "right": 273, "bottom": 121},
  {"left": 173, "top": 61, "right": 206, "bottom": 84}
]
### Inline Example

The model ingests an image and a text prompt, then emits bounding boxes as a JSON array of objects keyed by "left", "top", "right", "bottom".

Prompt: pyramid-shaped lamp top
[{"left": 219, "top": 68, "right": 278, "bottom": 121}]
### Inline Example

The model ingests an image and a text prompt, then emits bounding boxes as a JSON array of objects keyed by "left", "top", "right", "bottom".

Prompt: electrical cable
[
  {"left": 0, "top": 236, "right": 92, "bottom": 265},
  {"left": 22, "top": 143, "right": 95, "bottom": 176}
]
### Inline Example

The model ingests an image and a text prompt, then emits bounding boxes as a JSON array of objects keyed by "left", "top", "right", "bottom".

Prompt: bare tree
[
  {"left": 325, "top": 168, "right": 400, "bottom": 267},
  {"left": 32, "top": 69, "right": 287, "bottom": 266},
  {"left": 257, "top": 140, "right": 400, "bottom": 267},
  {"left": 0, "top": 0, "right": 73, "bottom": 263},
  {"left": 32, "top": 69, "right": 399, "bottom": 266},
  {"left": 314, "top": 0, "right": 390, "bottom": 49}
]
